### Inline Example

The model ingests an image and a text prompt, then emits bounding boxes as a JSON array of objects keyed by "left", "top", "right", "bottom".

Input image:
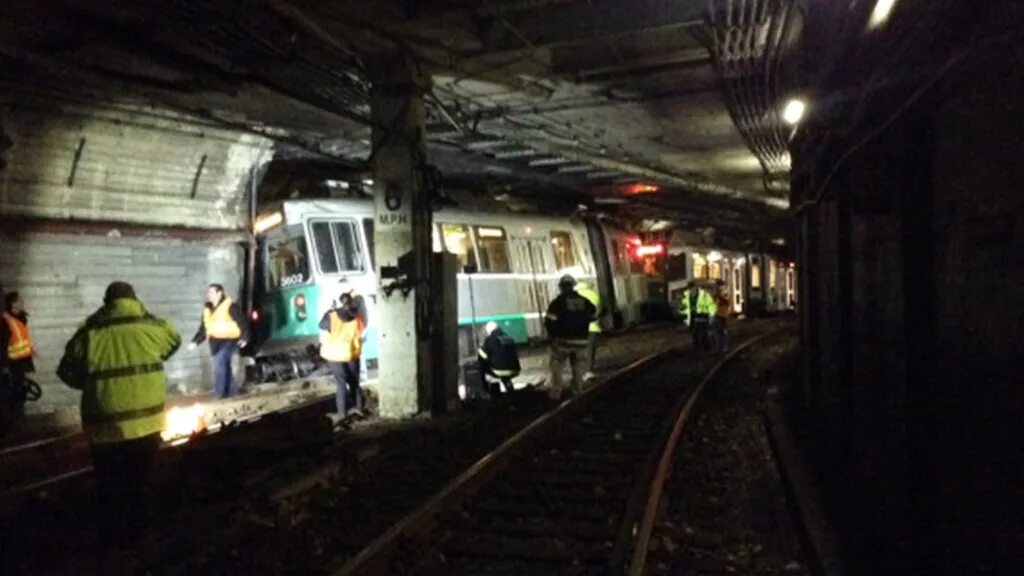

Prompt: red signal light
[
  {"left": 294, "top": 295, "right": 306, "bottom": 308},
  {"left": 250, "top": 309, "right": 261, "bottom": 322},
  {"left": 625, "top": 183, "right": 660, "bottom": 195}
]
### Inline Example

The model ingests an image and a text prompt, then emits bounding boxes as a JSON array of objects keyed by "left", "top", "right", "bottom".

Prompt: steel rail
[
  {"left": 626, "top": 327, "right": 788, "bottom": 576},
  {"left": 333, "top": 344, "right": 681, "bottom": 576},
  {"left": 1, "top": 388, "right": 336, "bottom": 500},
  {"left": 0, "top": 432, "right": 81, "bottom": 458}
]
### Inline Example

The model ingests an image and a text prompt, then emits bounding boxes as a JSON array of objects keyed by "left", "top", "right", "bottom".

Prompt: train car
[
  {"left": 249, "top": 199, "right": 649, "bottom": 380},
  {"left": 671, "top": 249, "right": 797, "bottom": 315}
]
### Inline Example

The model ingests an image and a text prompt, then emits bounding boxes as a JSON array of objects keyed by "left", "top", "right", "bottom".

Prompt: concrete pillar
[{"left": 367, "top": 52, "right": 433, "bottom": 418}]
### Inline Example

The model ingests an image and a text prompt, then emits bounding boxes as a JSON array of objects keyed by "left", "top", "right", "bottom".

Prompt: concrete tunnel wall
[
  {"left": 0, "top": 94, "right": 274, "bottom": 423},
  {"left": 794, "top": 36, "right": 1024, "bottom": 569}
]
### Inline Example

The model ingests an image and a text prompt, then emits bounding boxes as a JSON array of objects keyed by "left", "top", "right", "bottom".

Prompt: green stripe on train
[{"left": 458, "top": 313, "right": 530, "bottom": 344}]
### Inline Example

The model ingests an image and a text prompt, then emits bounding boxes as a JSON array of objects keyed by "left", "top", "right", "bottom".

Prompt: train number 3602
[{"left": 280, "top": 274, "right": 306, "bottom": 288}]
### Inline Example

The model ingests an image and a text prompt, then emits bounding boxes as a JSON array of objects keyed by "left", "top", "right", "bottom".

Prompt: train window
[
  {"left": 550, "top": 231, "right": 578, "bottom": 271},
  {"left": 769, "top": 262, "right": 777, "bottom": 289},
  {"left": 441, "top": 223, "right": 478, "bottom": 271},
  {"left": 311, "top": 221, "right": 339, "bottom": 273},
  {"left": 751, "top": 258, "right": 762, "bottom": 289},
  {"left": 693, "top": 254, "right": 709, "bottom": 279},
  {"left": 264, "top": 223, "right": 310, "bottom": 290},
  {"left": 474, "top": 226, "right": 511, "bottom": 273},
  {"left": 310, "top": 220, "right": 365, "bottom": 275}
]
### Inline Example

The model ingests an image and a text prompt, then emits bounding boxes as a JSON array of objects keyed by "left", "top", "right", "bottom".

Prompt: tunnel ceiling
[{"left": 0, "top": 0, "right": 801, "bottom": 245}]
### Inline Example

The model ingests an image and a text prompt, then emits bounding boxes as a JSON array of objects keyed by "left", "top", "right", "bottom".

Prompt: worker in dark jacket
[
  {"left": 545, "top": 274, "right": 597, "bottom": 400},
  {"left": 57, "top": 281, "right": 181, "bottom": 561},
  {"left": 478, "top": 321, "right": 521, "bottom": 395},
  {"left": 189, "top": 284, "right": 248, "bottom": 399},
  {"left": 712, "top": 279, "right": 732, "bottom": 353}
]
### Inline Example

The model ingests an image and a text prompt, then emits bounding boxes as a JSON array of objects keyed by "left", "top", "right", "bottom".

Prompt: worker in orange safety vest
[{"left": 3, "top": 291, "right": 37, "bottom": 404}]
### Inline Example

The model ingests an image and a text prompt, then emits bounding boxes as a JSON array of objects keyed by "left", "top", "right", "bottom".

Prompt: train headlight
[
  {"left": 294, "top": 294, "right": 307, "bottom": 321},
  {"left": 254, "top": 211, "right": 283, "bottom": 234}
]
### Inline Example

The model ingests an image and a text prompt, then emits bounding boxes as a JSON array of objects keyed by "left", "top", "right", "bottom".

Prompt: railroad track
[
  {"left": 336, "top": 325, "right": 784, "bottom": 576},
  {"left": 0, "top": 390, "right": 336, "bottom": 502}
]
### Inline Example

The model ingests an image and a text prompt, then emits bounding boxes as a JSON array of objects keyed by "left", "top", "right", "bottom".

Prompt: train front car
[
  {"left": 251, "top": 200, "right": 379, "bottom": 382},
  {"left": 248, "top": 199, "right": 667, "bottom": 384}
]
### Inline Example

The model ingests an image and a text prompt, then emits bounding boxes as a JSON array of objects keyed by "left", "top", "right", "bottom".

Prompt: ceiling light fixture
[
  {"left": 868, "top": 0, "right": 897, "bottom": 30},
  {"left": 782, "top": 99, "right": 806, "bottom": 125}
]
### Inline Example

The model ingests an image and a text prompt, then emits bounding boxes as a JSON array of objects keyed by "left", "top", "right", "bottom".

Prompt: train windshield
[
  {"left": 263, "top": 223, "right": 310, "bottom": 291},
  {"left": 310, "top": 220, "right": 365, "bottom": 274}
]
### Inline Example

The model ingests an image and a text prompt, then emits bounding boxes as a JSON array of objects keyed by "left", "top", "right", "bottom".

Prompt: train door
[
  {"left": 584, "top": 219, "right": 618, "bottom": 323},
  {"left": 512, "top": 238, "right": 552, "bottom": 340}
]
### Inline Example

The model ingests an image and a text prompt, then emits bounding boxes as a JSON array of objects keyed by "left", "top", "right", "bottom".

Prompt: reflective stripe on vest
[
  {"left": 4, "top": 312, "right": 33, "bottom": 360},
  {"left": 320, "top": 311, "right": 362, "bottom": 362},
  {"left": 203, "top": 298, "right": 242, "bottom": 340}
]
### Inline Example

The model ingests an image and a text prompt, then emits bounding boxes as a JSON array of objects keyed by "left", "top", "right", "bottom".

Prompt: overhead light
[
  {"left": 253, "top": 211, "right": 283, "bottom": 234},
  {"left": 868, "top": 0, "right": 897, "bottom": 30},
  {"left": 325, "top": 179, "right": 350, "bottom": 189},
  {"left": 772, "top": 237, "right": 787, "bottom": 246},
  {"left": 782, "top": 99, "right": 806, "bottom": 126},
  {"left": 362, "top": 178, "right": 375, "bottom": 186}
]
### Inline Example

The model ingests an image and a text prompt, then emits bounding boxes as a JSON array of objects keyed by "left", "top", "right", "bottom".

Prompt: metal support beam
[
  {"left": 367, "top": 51, "right": 433, "bottom": 418},
  {"left": 484, "top": 0, "right": 706, "bottom": 51}
]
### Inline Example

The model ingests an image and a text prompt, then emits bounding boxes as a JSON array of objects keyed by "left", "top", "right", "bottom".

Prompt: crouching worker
[
  {"left": 57, "top": 281, "right": 181, "bottom": 563},
  {"left": 320, "top": 293, "right": 364, "bottom": 425},
  {"left": 478, "top": 321, "right": 521, "bottom": 395}
]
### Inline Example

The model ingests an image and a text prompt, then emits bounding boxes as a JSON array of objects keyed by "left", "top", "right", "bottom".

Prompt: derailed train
[{"left": 247, "top": 198, "right": 794, "bottom": 380}]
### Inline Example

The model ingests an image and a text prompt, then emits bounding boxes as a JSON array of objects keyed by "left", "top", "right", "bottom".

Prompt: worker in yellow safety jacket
[
  {"left": 57, "top": 281, "right": 181, "bottom": 556},
  {"left": 189, "top": 284, "right": 248, "bottom": 399},
  {"left": 679, "top": 281, "right": 718, "bottom": 353},
  {"left": 320, "top": 292, "right": 365, "bottom": 424},
  {"left": 574, "top": 281, "right": 603, "bottom": 381}
]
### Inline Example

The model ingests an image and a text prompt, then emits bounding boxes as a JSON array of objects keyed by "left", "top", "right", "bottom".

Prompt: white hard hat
[{"left": 484, "top": 321, "right": 498, "bottom": 335}]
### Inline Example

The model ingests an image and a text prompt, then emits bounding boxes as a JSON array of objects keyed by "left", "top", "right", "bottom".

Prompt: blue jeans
[
  {"left": 212, "top": 342, "right": 238, "bottom": 399},
  {"left": 329, "top": 360, "right": 362, "bottom": 414}
]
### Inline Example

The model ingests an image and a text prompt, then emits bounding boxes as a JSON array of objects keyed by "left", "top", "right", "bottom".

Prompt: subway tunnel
[{"left": 0, "top": 1, "right": 1021, "bottom": 574}]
